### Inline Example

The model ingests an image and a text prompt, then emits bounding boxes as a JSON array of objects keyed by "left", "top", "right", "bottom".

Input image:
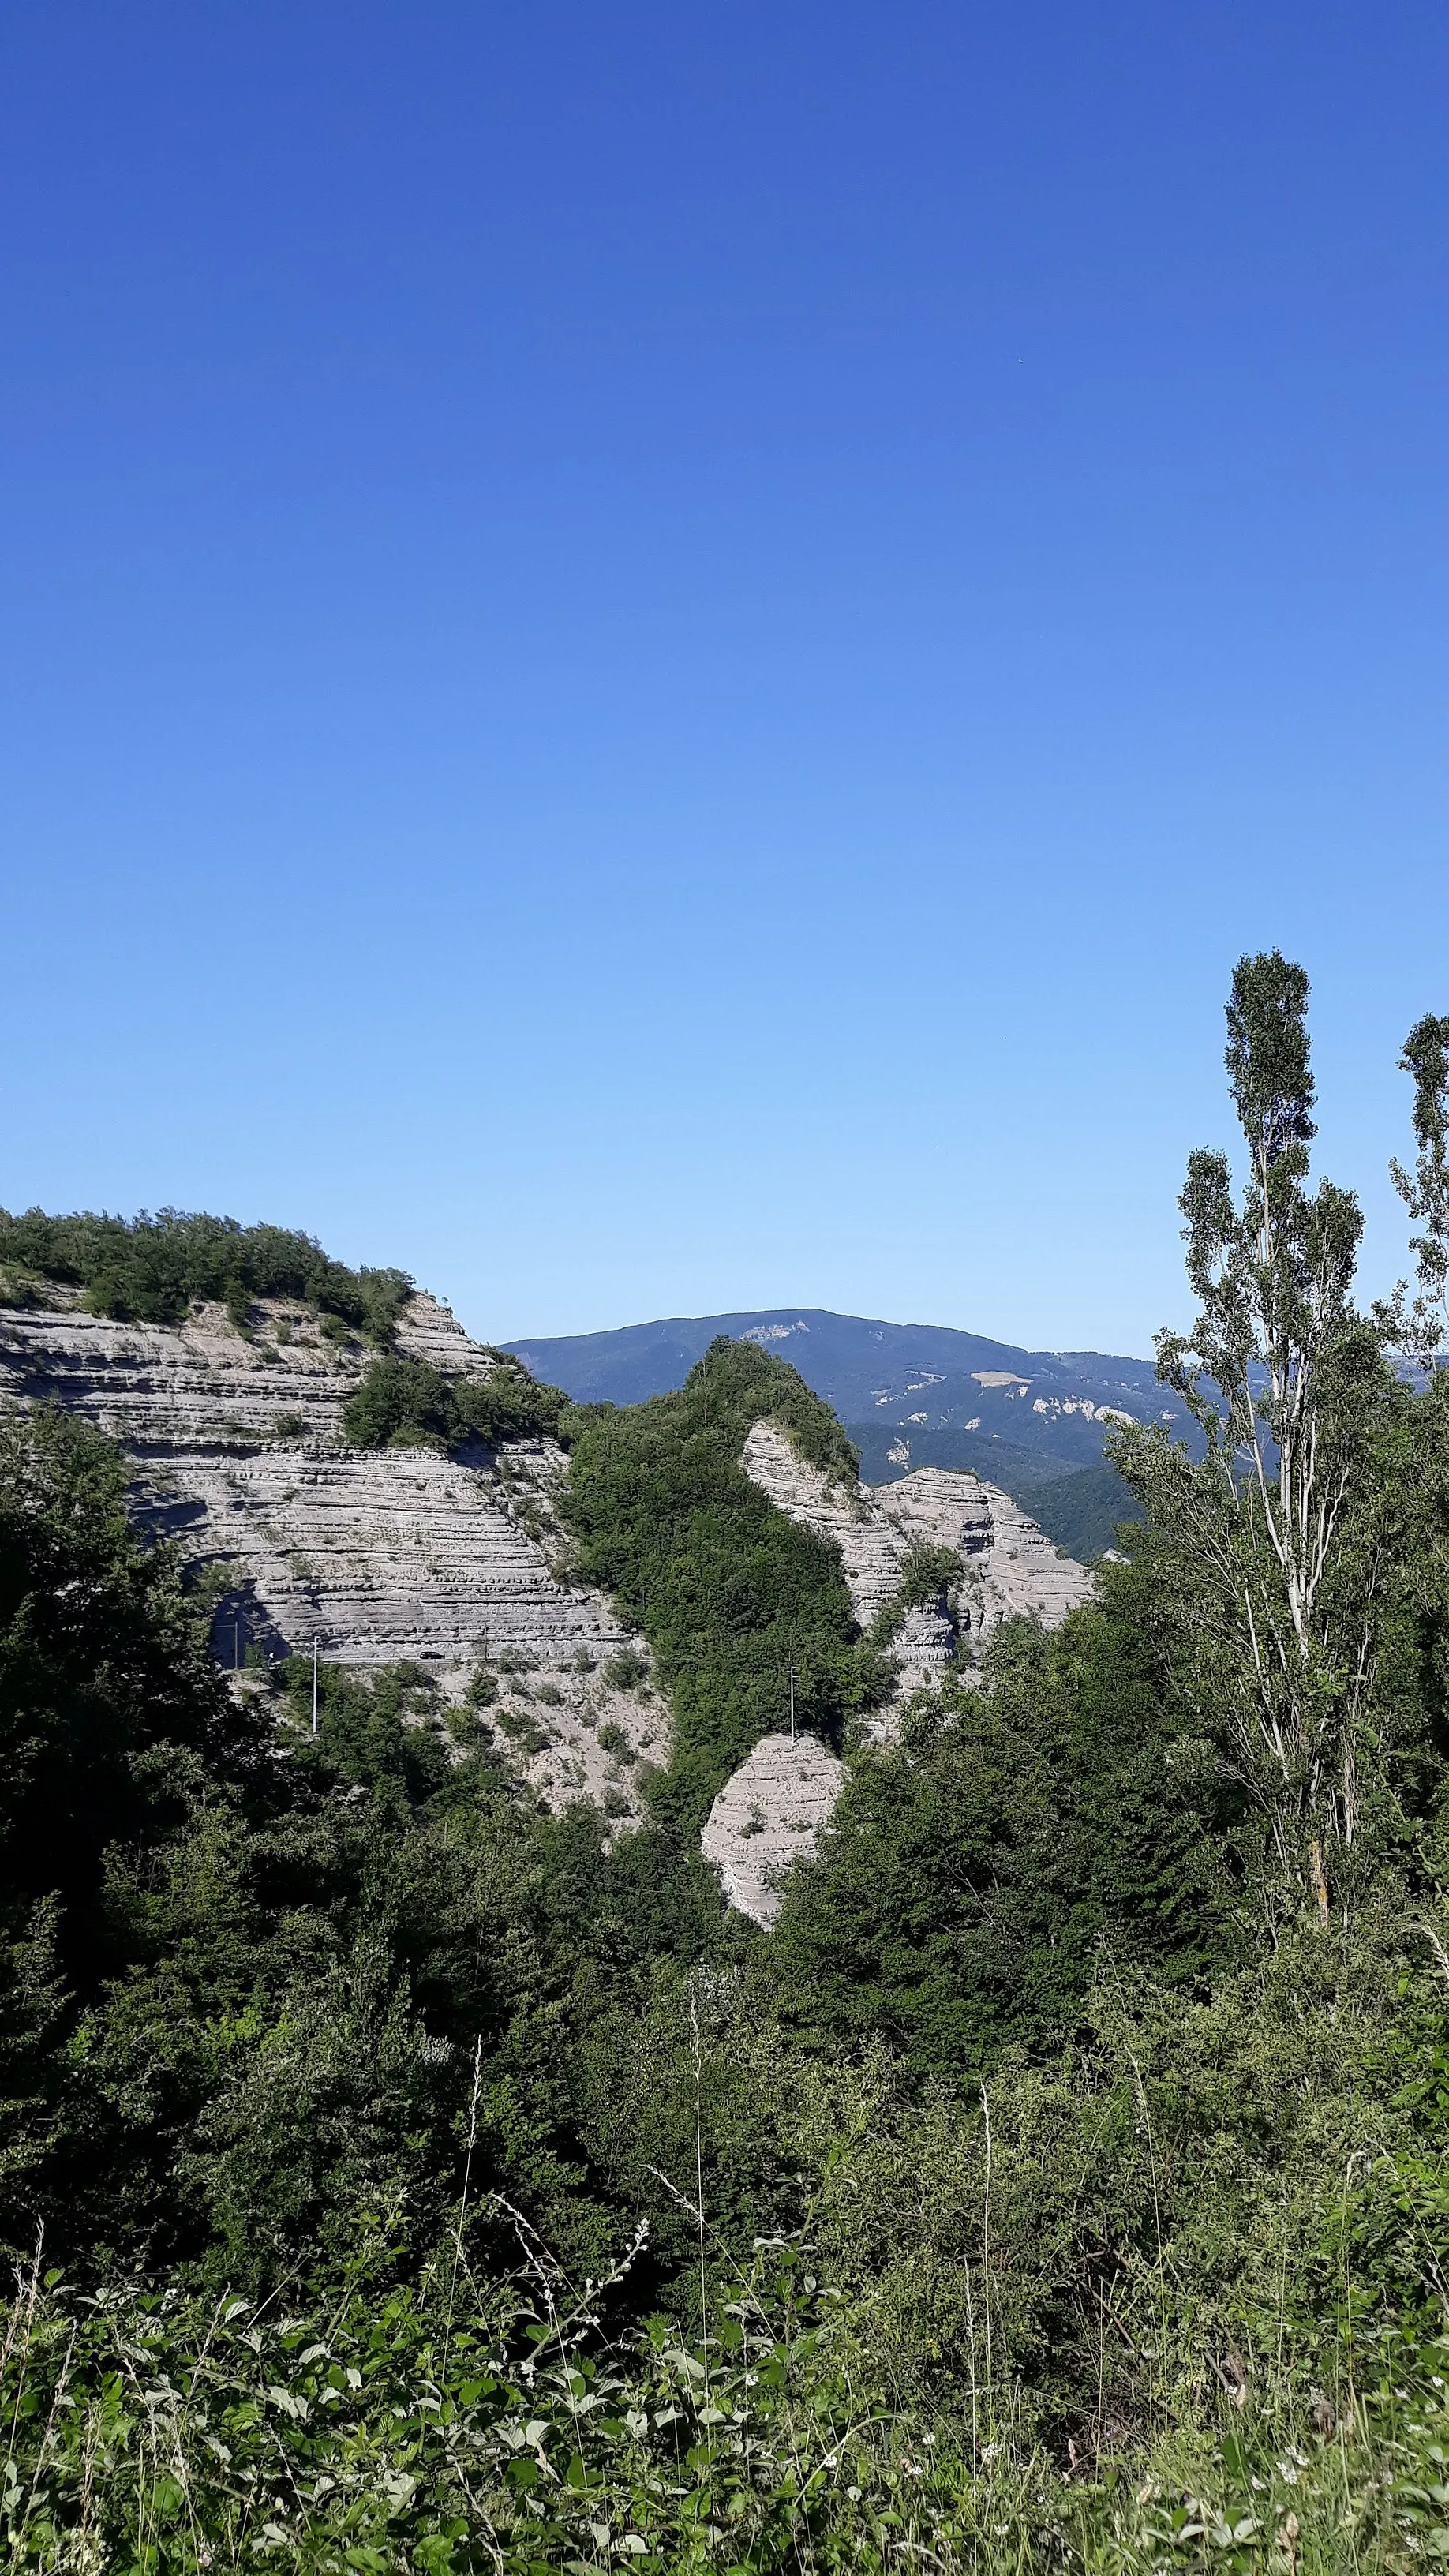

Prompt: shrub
[
  {"left": 870, "top": 1542, "right": 961, "bottom": 1646},
  {"left": 6, "top": 2218, "right": 1449, "bottom": 2576},
  {"left": 343, "top": 1356, "right": 565, "bottom": 1455},
  {"left": 497, "top": 1705, "right": 549, "bottom": 1753}
]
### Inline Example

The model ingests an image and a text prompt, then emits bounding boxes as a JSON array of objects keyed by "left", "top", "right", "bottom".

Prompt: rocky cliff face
[
  {"left": 0, "top": 1288, "right": 659, "bottom": 1819},
  {"left": 741, "top": 1421, "right": 1093, "bottom": 1688},
  {"left": 2, "top": 1293, "right": 1098, "bottom": 1900},
  {"left": 699, "top": 1418, "right": 1097, "bottom": 1923},
  {"left": 700, "top": 1732, "right": 844, "bottom": 1926}
]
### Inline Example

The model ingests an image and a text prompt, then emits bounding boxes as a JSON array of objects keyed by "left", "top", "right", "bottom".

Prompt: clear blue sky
[{"left": 2, "top": 2, "right": 1444, "bottom": 1355}]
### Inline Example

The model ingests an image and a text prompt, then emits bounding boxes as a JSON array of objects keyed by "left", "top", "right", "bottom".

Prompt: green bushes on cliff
[
  {"left": 867, "top": 1539, "right": 962, "bottom": 1645},
  {"left": 0, "top": 1204, "right": 412, "bottom": 1342},
  {"left": 343, "top": 1351, "right": 565, "bottom": 1450}
]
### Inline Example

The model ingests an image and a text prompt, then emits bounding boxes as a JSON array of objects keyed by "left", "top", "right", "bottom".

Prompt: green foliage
[
  {"left": 11, "top": 960, "right": 1449, "bottom": 2559},
  {"left": 1383, "top": 1009, "right": 1449, "bottom": 1365},
  {"left": 275, "top": 1654, "right": 452, "bottom": 1804},
  {"left": 770, "top": 1563, "right": 1238, "bottom": 2077},
  {"left": 9, "top": 2055, "right": 1449, "bottom": 2573},
  {"left": 1017, "top": 1458, "right": 1144, "bottom": 1560},
  {"left": 0, "top": 1203, "right": 413, "bottom": 1343},
  {"left": 0, "top": 1402, "right": 263, "bottom": 2001},
  {"left": 869, "top": 1541, "right": 960, "bottom": 1646},
  {"left": 0, "top": 2239, "right": 1055, "bottom": 2572},
  {"left": 0, "top": 1396, "right": 742, "bottom": 2293},
  {"left": 1111, "top": 954, "right": 1429, "bottom": 1926},
  {"left": 343, "top": 1354, "right": 565, "bottom": 1452},
  {"left": 563, "top": 1339, "right": 889, "bottom": 1826}
]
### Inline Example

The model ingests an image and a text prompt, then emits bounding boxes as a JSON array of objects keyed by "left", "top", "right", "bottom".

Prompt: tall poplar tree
[{"left": 1112, "top": 953, "right": 1399, "bottom": 1926}]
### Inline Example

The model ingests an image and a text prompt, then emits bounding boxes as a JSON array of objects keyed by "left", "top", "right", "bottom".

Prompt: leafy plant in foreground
[{"left": 7, "top": 2215, "right": 1449, "bottom": 2574}]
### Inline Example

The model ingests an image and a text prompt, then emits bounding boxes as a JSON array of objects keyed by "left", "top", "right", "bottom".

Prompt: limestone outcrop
[
  {"left": 698, "top": 1421, "right": 1098, "bottom": 1923},
  {"left": 700, "top": 1731, "right": 844, "bottom": 1926},
  {"left": 0, "top": 1288, "right": 657, "bottom": 1820},
  {"left": 879, "top": 1462, "right": 1096, "bottom": 1638},
  {"left": 740, "top": 1421, "right": 904, "bottom": 1623},
  {"left": 741, "top": 1421, "right": 1094, "bottom": 1692}
]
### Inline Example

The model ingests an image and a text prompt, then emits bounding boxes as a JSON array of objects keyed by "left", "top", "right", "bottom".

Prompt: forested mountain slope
[
  {"left": 507, "top": 1303, "right": 1193, "bottom": 1482},
  {"left": 8, "top": 954, "right": 1449, "bottom": 2576}
]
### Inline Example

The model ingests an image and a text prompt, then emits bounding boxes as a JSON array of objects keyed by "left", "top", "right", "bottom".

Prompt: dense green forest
[{"left": 6, "top": 959, "right": 1449, "bottom": 2570}]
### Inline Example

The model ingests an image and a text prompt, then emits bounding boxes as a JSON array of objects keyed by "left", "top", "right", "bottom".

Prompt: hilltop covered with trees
[
  {"left": 5, "top": 960, "right": 1449, "bottom": 2570},
  {"left": 0, "top": 1204, "right": 414, "bottom": 1343}
]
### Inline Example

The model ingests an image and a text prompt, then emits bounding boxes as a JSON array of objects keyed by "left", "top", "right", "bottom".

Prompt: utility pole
[
  {"left": 312, "top": 1635, "right": 319, "bottom": 1739},
  {"left": 789, "top": 1665, "right": 796, "bottom": 1743}
]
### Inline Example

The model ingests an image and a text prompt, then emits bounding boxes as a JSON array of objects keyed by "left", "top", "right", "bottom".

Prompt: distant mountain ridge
[{"left": 505, "top": 1306, "right": 1192, "bottom": 1483}]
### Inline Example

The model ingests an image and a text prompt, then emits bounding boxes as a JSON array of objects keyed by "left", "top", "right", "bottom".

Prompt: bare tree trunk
[{"left": 1308, "top": 1835, "right": 1330, "bottom": 1931}]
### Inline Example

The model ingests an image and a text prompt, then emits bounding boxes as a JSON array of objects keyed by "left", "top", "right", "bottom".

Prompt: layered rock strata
[
  {"left": 740, "top": 1421, "right": 904, "bottom": 1623},
  {"left": 741, "top": 1422, "right": 1092, "bottom": 1697},
  {"left": 700, "top": 1731, "right": 844, "bottom": 1928},
  {"left": 880, "top": 1462, "right": 1096, "bottom": 1637},
  {"left": 700, "top": 1422, "right": 1098, "bottom": 1922},
  {"left": 0, "top": 1289, "right": 656, "bottom": 1820}
]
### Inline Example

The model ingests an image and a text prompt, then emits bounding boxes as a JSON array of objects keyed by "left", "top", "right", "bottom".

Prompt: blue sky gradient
[{"left": 2, "top": 2, "right": 1445, "bottom": 1351}]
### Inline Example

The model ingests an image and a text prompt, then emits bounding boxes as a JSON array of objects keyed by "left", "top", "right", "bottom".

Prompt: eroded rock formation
[
  {"left": 0, "top": 1288, "right": 657, "bottom": 1819},
  {"left": 742, "top": 1421, "right": 1094, "bottom": 1689},
  {"left": 699, "top": 1419, "right": 1097, "bottom": 1922},
  {"left": 700, "top": 1730, "right": 844, "bottom": 1927}
]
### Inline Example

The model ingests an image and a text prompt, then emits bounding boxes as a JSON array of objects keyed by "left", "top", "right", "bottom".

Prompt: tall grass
[{"left": 5, "top": 2214, "right": 1448, "bottom": 2573}]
